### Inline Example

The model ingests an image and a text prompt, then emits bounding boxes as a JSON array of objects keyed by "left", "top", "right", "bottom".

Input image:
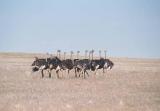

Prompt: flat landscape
[{"left": 0, "top": 53, "right": 160, "bottom": 111}]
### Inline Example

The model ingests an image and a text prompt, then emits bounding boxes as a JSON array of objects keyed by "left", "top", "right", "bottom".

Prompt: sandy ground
[{"left": 0, "top": 53, "right": 160, "bottom": 111}]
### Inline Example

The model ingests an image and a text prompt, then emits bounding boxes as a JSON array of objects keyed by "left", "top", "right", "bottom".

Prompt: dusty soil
[{"left": 0, "top": 53, "right": 160, "bottom": 111}]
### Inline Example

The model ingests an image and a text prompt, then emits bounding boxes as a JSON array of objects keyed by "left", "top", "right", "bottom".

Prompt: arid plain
[{"left": 0, "top": 53, "right": 160, "bottom": 111}]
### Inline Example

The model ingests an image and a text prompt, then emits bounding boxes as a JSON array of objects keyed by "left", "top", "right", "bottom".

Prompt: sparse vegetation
[{"left": 0, "top": 53, "right": 160, "bottom": 111}]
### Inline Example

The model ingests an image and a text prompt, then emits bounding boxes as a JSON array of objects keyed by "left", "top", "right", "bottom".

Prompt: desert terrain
[{"left": 0, "top": 52, "right": 160, "bottom": 111}]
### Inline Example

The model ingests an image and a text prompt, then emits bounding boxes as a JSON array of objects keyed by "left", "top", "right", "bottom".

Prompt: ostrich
[
  {"left": 64, "top": 52, "right": 66, "bottom": 60},
  {"left": 91, "top": 49, "right": 94, "bottom": 60},
  {"left": 99, "top": 50, "right": 102, "bottom": 59},
  {"left": 89, "top": 51, "right": 91, "bottom": 60},
  {"left": 70, "top": 51, "right": 74, "bottom": 59},
  {"left": 77, "top": 51, "right": 80, "bottom": 59},
  {"left": 85, "top": 50, "right": 88, "bottom": 59},
  {"left": 104, "top": 50, "right": 107, "bottom": 59},
  {"left": 57, "top": 50, "right": 61, "bottom": 59}
]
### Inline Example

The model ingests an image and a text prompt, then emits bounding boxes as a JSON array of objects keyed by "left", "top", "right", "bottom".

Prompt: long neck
[
  {"left": 64, "top": 54, "right": 65, "bottom": 60},
  {"left": 70, "top": 54, "right": 72, "bottom": 59},
  {"left": 77, "top": 53, "right": 79, "bottom": 59}
]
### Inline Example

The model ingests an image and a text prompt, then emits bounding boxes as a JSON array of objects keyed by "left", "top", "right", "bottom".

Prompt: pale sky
[{"left": 0, "top": 0, "right": 160, "bottom": 58}]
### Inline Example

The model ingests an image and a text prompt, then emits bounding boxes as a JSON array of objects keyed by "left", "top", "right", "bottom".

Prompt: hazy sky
[{"left": 0, "top": 0, "right": 160, "bottom": 58}]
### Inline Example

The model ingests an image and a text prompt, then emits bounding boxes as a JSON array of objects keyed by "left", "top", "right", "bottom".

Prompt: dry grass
[{"left": 0, "top": 53, "right": 160, "bottom": 111}]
